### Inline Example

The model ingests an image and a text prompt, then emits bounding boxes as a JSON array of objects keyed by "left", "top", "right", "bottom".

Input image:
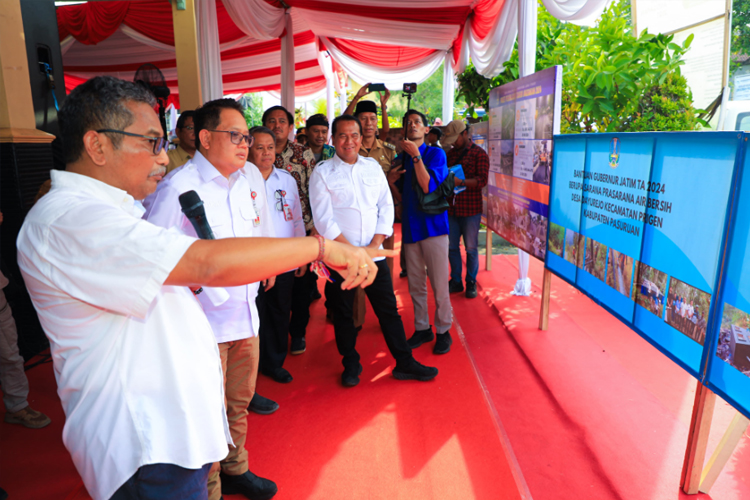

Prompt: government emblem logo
[{"left": 609, "top": 137, "right": 620, "bottom": 169}]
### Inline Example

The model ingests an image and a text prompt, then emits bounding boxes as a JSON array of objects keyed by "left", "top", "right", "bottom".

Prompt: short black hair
[
  {"left": 428, "top": 127, "right": 443, "bottom": 139},
  {"left": 249, "top": 126, "right": 275, "bottom": 143},
  {"left": 331, "top": 115, "right": 362, "bottom": 137},
  {"left": 194, "top": 98, "right": 244, "bottom": 150},
  {"left": 297, "top": 127, "right": 306, "bottom": 135},
  {"left": 306, "top": 113, "right": 329, "bottom": 129},
  {"left": 59, "top": 76, "right": 156, "bottom": 164},
  {"left": 262, "top": 105, "right": 294, "bottom": 126},
  {"left": 405, "top": 109, "right": 428, "bottom": 127},
  {"left": 176, "top": 110, "right": 195, "bottom": 129}
]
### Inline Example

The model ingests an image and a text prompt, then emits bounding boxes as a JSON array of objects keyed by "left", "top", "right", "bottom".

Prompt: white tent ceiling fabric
[
  {"left": 541, "top": 0, "right": 610, "bottom": 26},
  {"left": 60, "top": 0, "right": 603, "bottom": 101}
]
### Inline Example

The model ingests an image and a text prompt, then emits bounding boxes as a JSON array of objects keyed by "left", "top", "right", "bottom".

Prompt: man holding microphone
[{"left": 18, "top": 77, "right": 387, "bottom": 500}]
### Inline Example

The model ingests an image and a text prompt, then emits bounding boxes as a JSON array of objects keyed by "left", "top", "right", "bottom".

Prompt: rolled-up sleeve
[{"left": 309, "top": 168, "right": 342, "bottom": 241}]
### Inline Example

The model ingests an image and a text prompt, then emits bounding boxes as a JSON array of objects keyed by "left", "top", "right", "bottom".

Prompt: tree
[
  {"left": 731, "top": 0, "right": 750, "bottom": 77},
  {"left": 456, "top": 0, "right": 702, "bottom": 133}
]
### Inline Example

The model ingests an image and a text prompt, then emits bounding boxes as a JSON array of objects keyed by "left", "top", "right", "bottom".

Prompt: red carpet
[
  {"left": 0, "top": 233, "right": 522, "bottom": 500},
  {"left": 462, "top": 253, "right": 750, "bottom": 500}
]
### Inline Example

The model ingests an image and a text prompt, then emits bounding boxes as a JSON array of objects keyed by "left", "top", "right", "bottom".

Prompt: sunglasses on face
[
  {"left": 97, "top": 129, "right": 168, "bottom": 155},
  {"left": 208, "top": 129, "right": 254, "bottom": 147}
]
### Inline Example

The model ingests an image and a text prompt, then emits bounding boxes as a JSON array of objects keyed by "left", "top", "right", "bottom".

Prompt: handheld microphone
[{"left": 179, "top": 190, "right": 215, "bottom": 240}]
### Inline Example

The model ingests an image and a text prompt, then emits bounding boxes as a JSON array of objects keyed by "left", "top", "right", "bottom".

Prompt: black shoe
[
  {"left": 407, "top": 327, "right": 434, "bottom": 349},
  {"left": 392, "top": 359, "right": 438, "bottom": 381},
  {"left": 248, "top": 393, "right": 279, "bottom": 415},
  {"left": 311, "top": 287, "right": 322, "bottom": 301},
  {"left": 220, "top": 470, "right": 278, "bottom": 500},
  {"left": 433, "top": 332, "right": 453, "bottom": 354},
  {"left": 465, "top": 281, "right": 478, "bottom": 299},
  {"left": 263, "top": 367, "right": 293, "bottom": 383},
  {"left": 341, "top": 364, "right": 363, "bottom": 387},
  {"left": 449, "top": 280, "right": 464, "bottom": 294},
  {"left": 290, "top": 336, "right": 306, "bottom": 355},
  {"left": 399, "top": 269, "right": 408, "bottom": 278}
]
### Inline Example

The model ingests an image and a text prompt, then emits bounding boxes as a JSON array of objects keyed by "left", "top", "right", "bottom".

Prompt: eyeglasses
[
  {"left": 96, "top": 129, "right": 168, "bottom": 155},
  {"left": 274, "top": 189, "right": 286, "bottom": 211},
  {"left": 208, "top": 129, "right": 254, "bottom": 147}
]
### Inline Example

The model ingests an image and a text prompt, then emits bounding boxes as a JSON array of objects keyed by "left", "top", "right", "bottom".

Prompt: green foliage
[
  {"left": 241, "top": 93, "right": 264, "bottom": 128},
  {"left": 456, "top": 0, "right": 702, "bottom": 132},
  {"left": 629, "top": 73, "right": 700, "bottom": 132},
  {"left": 730, "top": 0, "right": 750, "bottom": 76}
]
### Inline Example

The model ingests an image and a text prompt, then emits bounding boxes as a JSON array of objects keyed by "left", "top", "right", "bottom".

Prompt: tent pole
[
  {"left": 280, "top": 12, "right": 295, "bottom": 113},
  {"left": 514, "top": 0, "right": 537, "bottom": 294},
  {"left": 171, "top": 0, "right": 202, "bottom": 110},
  {"left": 442, "top": 52, "right": 455, "bottom": 124}
]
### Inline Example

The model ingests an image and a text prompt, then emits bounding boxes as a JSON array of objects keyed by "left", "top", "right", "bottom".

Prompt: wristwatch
[{"left": 413, "top": 155, "right": 422, "bottom": 163}]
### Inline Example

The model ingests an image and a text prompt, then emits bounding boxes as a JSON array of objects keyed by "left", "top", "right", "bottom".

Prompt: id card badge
[
  {"left": 250, "top": 191, "right": 261, "bottom": 227},
  {"left": 283, "top": 202, "right": 293, "bottom": 222}
]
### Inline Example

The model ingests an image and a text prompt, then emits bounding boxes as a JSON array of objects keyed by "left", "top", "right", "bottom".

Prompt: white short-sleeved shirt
[
  {"left": 144, "top": 152, "right": 274, "bottom": 342},
  {"left": 309, "top": 154, "right": 393, "bottom": 262},
  {"left": 17, "top": 170, "right": 231, "bottom": 500}
]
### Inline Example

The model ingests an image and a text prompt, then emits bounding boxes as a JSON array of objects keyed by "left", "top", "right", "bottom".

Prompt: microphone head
[{"left": 179, "top": 190, "right": 204, "bottom": 216}]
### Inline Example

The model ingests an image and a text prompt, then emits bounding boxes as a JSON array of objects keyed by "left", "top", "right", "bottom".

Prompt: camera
[{"left": 403, "top": 83, "right": 417, "bottom": 94}]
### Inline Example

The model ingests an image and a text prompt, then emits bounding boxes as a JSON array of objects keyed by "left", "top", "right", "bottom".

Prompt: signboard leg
[
  {"left": 538, "top": 269, "right": 552, "bottom": 330},
  {"left": 699, "top": 411, "right": 750, "bottom": 494},
  {"left": 485, "top": 227, "right": 492, "bottom": 271},
  {"left": 681, "top": 381, "right": 717, "bottom": 494}
]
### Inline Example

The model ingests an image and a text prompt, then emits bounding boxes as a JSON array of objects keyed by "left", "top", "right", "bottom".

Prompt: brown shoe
[{"left": 4, "top": 406, "right": 51, "bottom": 429}]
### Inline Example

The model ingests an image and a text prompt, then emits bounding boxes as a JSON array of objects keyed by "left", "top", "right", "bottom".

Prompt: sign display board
[
  {"left": 485, "top": 66, "right": 562, "bottom": 260},
  {"left": 546, "top": 132, "right": 742, "bottom": 380},
  {"left": 706, "top": 143, "right": 750, "bottom": 418}
]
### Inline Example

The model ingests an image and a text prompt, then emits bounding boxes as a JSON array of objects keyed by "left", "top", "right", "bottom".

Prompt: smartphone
[{"left": 368, "top": 83, "right": 387, "bottom": 92}]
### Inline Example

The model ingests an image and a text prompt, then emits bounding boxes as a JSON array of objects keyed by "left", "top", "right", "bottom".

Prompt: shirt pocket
[
  {"left": 329, "top": 179, "right": 354, "bottom": 207},
  {"left": 239, "top": 203, "right": 258, "bottom": 234},
  {"left": 360, "top": 175, "right": 383, "bottom": 207}
]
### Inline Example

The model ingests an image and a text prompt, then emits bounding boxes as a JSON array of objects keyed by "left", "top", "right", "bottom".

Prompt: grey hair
[
  {"left": 249, "top": 126, "right": 275, "bottom": 143},
  {"left": 59, "top": 76, "right": 156, "bottom": 164}
]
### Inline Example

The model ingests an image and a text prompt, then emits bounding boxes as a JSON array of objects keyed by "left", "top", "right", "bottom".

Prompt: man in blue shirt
[{"left": 388, "top": 110, "right": 453, "bottom": 355}]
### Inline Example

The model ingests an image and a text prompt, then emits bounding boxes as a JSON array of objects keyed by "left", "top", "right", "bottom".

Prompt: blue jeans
[
  {"left": 449, "top": 213, "right": 482, "bottom": 284},
  {"left": 111, "top": 463, "right": 212, "bottom": 500}
]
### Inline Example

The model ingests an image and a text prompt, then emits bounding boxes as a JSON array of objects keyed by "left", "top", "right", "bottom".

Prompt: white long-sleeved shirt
[
  {"left": 309, "top": 154, "right": 393, "bottom": 262},
  {"left": 145, "top": 152, "right": 274, "bottom": 342},
  {"left": 17, "top": 170, "right": 231, "bottom": 500}
]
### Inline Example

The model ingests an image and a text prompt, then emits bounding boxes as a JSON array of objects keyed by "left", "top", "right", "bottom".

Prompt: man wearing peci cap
[{"left": 442, "top": 120, "right": 490, "bottom": 299}]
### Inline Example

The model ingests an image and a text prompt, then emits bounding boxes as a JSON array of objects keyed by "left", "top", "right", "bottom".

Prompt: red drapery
[
  {"left": 57, "top": 0, "right": 246, "bottom": 46},
  {"left": 471, "top": 0, "right": 506, "bottom": 40},
  {"left": 285, "top": 0, "right": 471, "bottom": 25},
  {"left": 326, "top": 38, "right": 437, "bottom": 68}
]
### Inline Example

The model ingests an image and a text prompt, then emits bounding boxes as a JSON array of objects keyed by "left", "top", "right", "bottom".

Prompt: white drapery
[
  {"left": 460, "top": 0, "right": 519, "bottom": 78},
  {"left": 197, "top": 0, "right": 223, "bottom": 102},
  {"left": 541, "top": 0, "right": 610, "bottom": 26},
  {"left": 317, "top": 49, "right": 336, "bottom": 129},
  {"left": 222, "top": 0, "right": 285, "bottom": 40},
  {"left": 320, "top": 36, "right": 445, "bottom": 89}
]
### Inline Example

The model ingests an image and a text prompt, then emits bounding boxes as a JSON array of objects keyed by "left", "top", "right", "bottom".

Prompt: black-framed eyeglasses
[
  {"left": 274, "top": 189, "right": 286, "bottom": 211},
  {"left": 96, "top": 129, "right": 168, "bottom": 155},
  {"left": 208, "top": 129, "right": 254, "bottom": 147}
]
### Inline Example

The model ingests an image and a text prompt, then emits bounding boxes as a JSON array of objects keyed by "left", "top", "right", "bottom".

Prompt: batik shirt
[{"left": 274, "top": 140, "right": 316, "bottom": 232}]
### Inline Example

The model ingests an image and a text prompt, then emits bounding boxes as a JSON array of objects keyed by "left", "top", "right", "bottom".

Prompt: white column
[
  {"left": 280, "top": 12, "right": 295, "bottom": 112},
  {"left": 196, "top": 0, "right": 223, "bottom": 102},
  {"left": 442, "top": 51, "right": 455, "bottom": 124},
  {"left": 511, "top": 0, "right": 537, "bottom": 297}
]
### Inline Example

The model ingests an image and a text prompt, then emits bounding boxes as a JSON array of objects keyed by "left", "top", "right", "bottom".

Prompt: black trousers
[
  {"left": 257, "top": 270, "right": 295, "bottom": 372},
  {"left": 289, "top": 266, "right": 317, "bottom": 340},
  {"left": 326, "top": 260, "right": 412, "bottom": 370}
]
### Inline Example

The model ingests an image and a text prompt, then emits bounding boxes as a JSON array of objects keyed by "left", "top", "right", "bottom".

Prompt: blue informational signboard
[
  {"left": 547, "top": 132, "right": 744, "bottom": 383},
  {"left": 706, "top": 138, "right": 750, "bottom": 419}
]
